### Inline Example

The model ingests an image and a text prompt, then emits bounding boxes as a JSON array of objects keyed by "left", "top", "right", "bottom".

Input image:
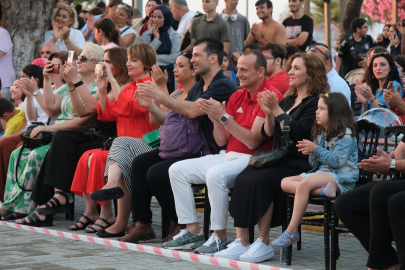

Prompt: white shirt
[
  {"left": 102, "top": 42, "right": 118, "bottom": 49},
  {"left": 327, "top": 68, "right": 351, "bottom": 106},
  {"left": 0, "top": 27, "right": 15, "bottom": 87},
  {"left": 120, "top": 25, "right": 137, "bottom": 48},
  {"left": 177, "top": 10, "right": 195, "bottom": 34},
  {"left": 41, "top": 28, "right": 86, "bottom": 52}
]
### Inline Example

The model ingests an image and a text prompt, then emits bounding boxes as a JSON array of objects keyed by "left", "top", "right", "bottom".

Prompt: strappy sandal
[
  {"left": 1, "top": 212, "right": 26, "bottom": 221},
  {"left": 18, "top": 212, "right": 53, "bottom": 227},
  {"left": 271, "top": 230, "right": 300, "bottom": 248},
  {"left": 69, "top": 215, "right": 93, "bottom": 231},
  {"left": 86, "top": 217, "right": 114, "bottom": 233},
  {"left": 37, "top": 191, "right": 70, "bottom": 216}
]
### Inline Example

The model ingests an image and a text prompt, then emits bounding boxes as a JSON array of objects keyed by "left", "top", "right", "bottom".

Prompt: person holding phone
[{"left": 388, "top": 25, "right": 402, "bottom": 56}]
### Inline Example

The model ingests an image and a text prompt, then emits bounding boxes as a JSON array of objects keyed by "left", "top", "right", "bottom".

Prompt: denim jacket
[{"left": 308, "top": 128, "right": 359, "bottom": 193}]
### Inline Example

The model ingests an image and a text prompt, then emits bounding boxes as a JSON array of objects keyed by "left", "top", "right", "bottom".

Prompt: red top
[
  {"left": 225, "top": 79, "right": 283, "bottom": 155},
  {"left": 97, "top": 77, "right": 158, "bottom": 138},
  {"left": 268, "top": 71, "right": 290, "bottom": 94}
]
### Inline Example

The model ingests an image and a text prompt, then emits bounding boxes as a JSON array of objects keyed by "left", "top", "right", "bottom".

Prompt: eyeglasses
[
  {"left": 306, "top": 46, "right": 329, "bottom": 61},
  {"left": 178, "top": 50, "right": 193, "bottom": 58},
  {"left": 77, "top": 55, "right": 98, "bottom": 63}
]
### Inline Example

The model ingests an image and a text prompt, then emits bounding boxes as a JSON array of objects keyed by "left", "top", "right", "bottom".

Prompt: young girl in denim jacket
[{"left": 272, "top": 92, "right": 359, "bottom": 248}]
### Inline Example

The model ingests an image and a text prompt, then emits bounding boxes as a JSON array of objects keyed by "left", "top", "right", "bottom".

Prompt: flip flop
[
  {"left": 69, "top": 215, "right": 93, "bottom": 231},
  {"left": 86, "top": 217, "right": 114, "bottom": 233}
]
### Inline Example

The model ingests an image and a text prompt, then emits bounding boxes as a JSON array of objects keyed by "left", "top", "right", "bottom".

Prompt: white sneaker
[
  {"left": 214, "top": 238, "right": 250, "bottom": 260},
  {"left": 240, "top": 237, "right": 274, "bottom": 263}
]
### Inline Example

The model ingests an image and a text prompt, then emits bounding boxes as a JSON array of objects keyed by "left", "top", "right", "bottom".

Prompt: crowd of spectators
[{"left": 0, "top": 0, "right": 405, "bottom": 268}]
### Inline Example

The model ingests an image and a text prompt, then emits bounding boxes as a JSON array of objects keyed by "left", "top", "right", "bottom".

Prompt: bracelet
[
  {"left": 369, "top": 96, "right": 376, "bottom": 103},
  {"left": 68, "top": 86, "right": 76, "bottom": 92}
]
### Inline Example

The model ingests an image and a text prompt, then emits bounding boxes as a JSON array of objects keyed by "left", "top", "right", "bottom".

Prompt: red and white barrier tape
[{"left": 0, "top": 221, "right": 292, "bottom": 270}]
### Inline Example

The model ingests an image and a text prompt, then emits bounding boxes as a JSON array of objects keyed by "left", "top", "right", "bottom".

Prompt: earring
[{"left": 143, "top": 67, "right": 149, "bottom": 74}]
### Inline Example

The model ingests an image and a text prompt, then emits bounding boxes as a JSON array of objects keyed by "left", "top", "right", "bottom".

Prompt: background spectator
[
  {"left": 283, "top": 0, "right": 313, "bottom": 52},
  {"left": 388, "top": 24, "right": 402, "bottom": 56},
  {"left": 114, "top": 4, "right": 137, "bottom": 48},
  {"left": 221, "top": 52, "right": 237, "bottom": 83},
  {"left": 246, "top": 0, "right": 285, "bottom": 48},
  {"left": 94, "top": 18, "right": 120, "bottom": 49},
  {"left": 137, "top": 0, "right": 162, "bottom": 37},
  {"left": 0, "top": 24, "right": 16, "bottom": 101},
  {"left": 187, "top": 0, "right": 230, "bottom": 54},
  {"left": 81, "top": 6, "right": 105, "bottom": 42},
  {"left": 79, "top": 10, "right": 89, "bottom": 22},
  {"left": 394, "top": 55, "right": 405, "bottom": 76},
  {"left": 169, "top": 0, "right": 195, "bottom": 35}
]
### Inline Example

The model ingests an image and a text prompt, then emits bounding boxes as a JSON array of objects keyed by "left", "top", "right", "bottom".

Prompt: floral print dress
[{"left": 0, "top": 82, "right": 98, "bottom": 214}]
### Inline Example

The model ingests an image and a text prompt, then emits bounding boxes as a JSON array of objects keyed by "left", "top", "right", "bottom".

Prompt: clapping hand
[
  {"left": 297, "top": 139, "right": 316, "bottom": 155},
  {"left": 257, "top": 90, "right": 280, "bottom": 115},
  {"left": 383, "top": 81, "right": 403, "bottom": 109},
  {"left": 151, "top": 65, "right": 168, "bottom": 89},
  {"left": 198, "top": 98, "right": 226, "bottom": 123},
  {"left": 134, "top": 90, "right": 153, "bottom": 109},
  {"left": 137, "top": 81, "right": 161, "bottom": 99},
  {"left": 60, "top": 26, "right": 71, "bottom": 42},
  {"left": 20, "top": 77, "right": 38, "bottom": 97},
  {"left": 358, "top": 147, "right": 391, "bottom": 175}
]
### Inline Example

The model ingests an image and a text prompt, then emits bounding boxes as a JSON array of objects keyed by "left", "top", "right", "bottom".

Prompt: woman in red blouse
[{"left": 69, "top": 44, "right": 158, "bottom": 235}]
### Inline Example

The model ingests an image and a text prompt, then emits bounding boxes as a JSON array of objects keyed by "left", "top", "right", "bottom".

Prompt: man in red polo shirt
[
  {"left": 163, "top": 50, "right": 283, "bottom": 255},
  {"left": 260, "top": 43, "right": 290, "bottom": 94}
]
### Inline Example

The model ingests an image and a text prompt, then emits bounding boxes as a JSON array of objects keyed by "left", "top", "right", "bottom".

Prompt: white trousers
[{"left": 169, "top": 150, "right": 250, "bottom": 230}]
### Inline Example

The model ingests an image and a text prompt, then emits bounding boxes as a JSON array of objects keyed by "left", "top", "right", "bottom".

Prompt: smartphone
[
  {"left": 67, "top": 50, "right": 75, "bottom": 64},
  {"left": 402, "top": 19, "right": 405, "bottom": 27},
  {"left": 51, "top": 63, "right": 60, "bottom": 74},
  {"left": 95, "top": 63, "right": 106, "bottom": 76}
]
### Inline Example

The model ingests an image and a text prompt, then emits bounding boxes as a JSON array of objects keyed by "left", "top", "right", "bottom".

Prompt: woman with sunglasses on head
[
  {"left": 42, "top": 4, "right": 85, "bottom": 58},
  {"left": 141, "top": 5, "right": 180, "bottom": 94},
  {"left": 355, "top": 52, "right": 404, "bottom": 114},
  {"left": 14, "top": 44, "right": 104, "bottom": 227},
  {"left": 89, "top": 48, "right": 198, "bottom": 238},
  {"left": 94, "top": 18, "right": 120, "bottom": 49},
  {"left": 113, "top": 4, "right": 138, "bottom": 48}
]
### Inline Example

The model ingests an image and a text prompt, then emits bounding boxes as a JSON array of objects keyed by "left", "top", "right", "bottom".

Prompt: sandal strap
[
  {"left": 45, "top": 199, "right": 58, "bottom": 208},
  {"left": 28, "top": 212, "right": 41, "bottom": 223},
  {"left": 81, "top": 215, "right": 92, "bottom": 224},
  {"left": 91, "top": 222, "right": 107, "bottom": 230},
  {"left": 97, "top": 217, "right": 111, "bottom": 227},
  {"left": 55, "top": 190, "right": 69, "bottom": 200}
]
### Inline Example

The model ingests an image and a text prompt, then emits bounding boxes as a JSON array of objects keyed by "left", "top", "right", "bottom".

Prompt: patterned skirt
[
  {"left": 0, "top": 144, "right": 50, "bottom": 214},
  {"left": 104, "top": 137, "right": 153, "bottom": 194}
]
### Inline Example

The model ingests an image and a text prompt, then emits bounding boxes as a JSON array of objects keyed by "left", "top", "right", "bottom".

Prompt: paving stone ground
[{"left": 0, "top": 196, "right": 370, "bottom": 270}]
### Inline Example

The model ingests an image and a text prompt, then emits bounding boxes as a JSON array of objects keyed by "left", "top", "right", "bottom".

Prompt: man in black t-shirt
[
  {"left": 282, "top": 0, "right": 313, "bottom": 52},
  {"left": 336, "top": 18, "right": 376, "bottom": 77},
  {"left": 113, "top": 38, "right": 237, "bottom": 244}
]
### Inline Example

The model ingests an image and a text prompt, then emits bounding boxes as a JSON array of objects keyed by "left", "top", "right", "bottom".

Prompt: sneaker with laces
[
  {"left": 214, "top": 238, "right": 250, "bottom": 260},
  {"left": 162, "top": 229, "right": 205, "bottom": 250},
  {"left": 240, "top": 237, "right": 274, "bottom": 263},
  {"left": 194, "top": 233, "right": 227, "bottom": 256}
]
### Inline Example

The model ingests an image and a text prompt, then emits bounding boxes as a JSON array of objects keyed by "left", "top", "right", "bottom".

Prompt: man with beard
[
  {"left": 116, "top": 37, "right": 237, "bottom": 244},
  {"left": 283, "top": 0, "right": 314, "bottom": 52},
  {"left": 245, "top": 0, "right": 286, "bottom": 48}
]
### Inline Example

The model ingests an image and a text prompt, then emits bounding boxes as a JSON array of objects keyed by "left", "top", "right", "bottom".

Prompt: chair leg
[
  {"left": 286, "top": 196, "right": 293, "bottom": 266},
  {"left": 161, "top": 209, "right": 170, "bottom": 240},
  {"left": 203, "top": 186, "right": 210, "bottom": 241},
  {"left": 297, "top": 225, "right": 302, "bottom": 250},
  {"left": 113, "top": 199, "right": 118, "bottom": 217},
  {"left": 331, "top": 202, "right": 338, "bottom": 270},
  {"left": 66, "top": 194, "right": 75, "bottom": 221},
  {"left": 248, "top": 226, "right": 254, "bottom": 244},
  {"left": 324, "top": 201, "right": 330, "bottom": 270}
]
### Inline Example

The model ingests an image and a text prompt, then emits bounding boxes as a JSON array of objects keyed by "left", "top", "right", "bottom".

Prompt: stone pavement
[{"left": 0, "top": 196, "right": 370, "bottom": 270}]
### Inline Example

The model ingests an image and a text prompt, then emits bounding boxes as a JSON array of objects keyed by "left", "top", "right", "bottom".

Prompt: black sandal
[
  {"left": 2, "top": 212, "right": 24, "bottom": 221},
  {"left": 86, "top": 217, "right": 114, "bottom": 233},
  {"left": 19, "top": 212, "right": 53, "bottom": 227},
  {"left": 90, "top": 187, "right": 124, "bottom": 201},
  {"left": 69, "top": 215, "right": 93, "bottom": 231},
  {"left": 37, "top": 191, "right": 70, "bottom": 216}
]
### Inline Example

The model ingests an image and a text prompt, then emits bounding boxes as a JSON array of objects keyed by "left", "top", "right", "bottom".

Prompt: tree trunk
[
  {"left": 2, "top": 0, "right": 57, "bottom": 77},
  {"left": 341, "top": 0, "right": 364, "bottom": 37}
]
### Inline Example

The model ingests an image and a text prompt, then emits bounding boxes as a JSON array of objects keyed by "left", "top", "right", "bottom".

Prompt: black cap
[{"left": 97, "top": 1, "right": 106, "bottom": 8}]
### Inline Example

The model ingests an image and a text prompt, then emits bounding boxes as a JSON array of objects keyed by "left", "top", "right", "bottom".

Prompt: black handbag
[
  {"left": 20, "top": 120, "right": 53, "bottom": 149},
  {"left": 249, "top": 115, "right": 292, "bottom": 169},
  {"left": 102, "top": 136, "right": 117, "bottom": 151}
]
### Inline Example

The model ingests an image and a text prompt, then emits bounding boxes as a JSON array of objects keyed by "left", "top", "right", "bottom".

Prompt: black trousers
[
  {"left": 388, "top": 191, "right": 405, "bottom": 269},
  {"left": 335, "top": 179, "right": 405, "bottom": 269},
  {"left": 31, "top": 130, "right": 102, "bottom": 205},
  {"left": 130, "top": 148, "right": 197, "bottom": 224}
]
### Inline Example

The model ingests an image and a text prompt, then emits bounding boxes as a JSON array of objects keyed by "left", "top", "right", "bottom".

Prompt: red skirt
[{"left": 71, "top": 149, "right": 109, "bottom": 206}]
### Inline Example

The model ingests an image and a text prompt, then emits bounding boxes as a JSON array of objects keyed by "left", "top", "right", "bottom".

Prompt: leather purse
[
  {"left": 20, "top": 121, "right": 53, "bottom": 150},
  {"left": 142, "top": 129, "right": 160, "bottom": 148},
  {"left": 249, "top": 115, "right": 292, "bottom": 169}
]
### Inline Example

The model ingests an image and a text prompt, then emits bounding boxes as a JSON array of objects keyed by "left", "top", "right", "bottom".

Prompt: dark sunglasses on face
[
  {"left": 77, "top": 55, "right": 98, "bottom": 63},
  {"left": 306, "top": 46, "right": 329, "bottom": 61}
]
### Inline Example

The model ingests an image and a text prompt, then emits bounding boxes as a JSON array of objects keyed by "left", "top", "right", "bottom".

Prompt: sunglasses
[
  {"left": 178, "top": 50, "right": 193, "bottom": 58},
  {"left": 77, "top": 55, "right": 98, "bottom": 63},
  {"left": 306, "top": 46, "right": 329, "bottom": 61}
]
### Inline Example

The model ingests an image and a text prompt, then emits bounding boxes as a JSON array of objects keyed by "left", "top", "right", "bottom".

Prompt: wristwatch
[
  {"left": 388, "top": 159, "right": 396, "bottom": 174},
  {"left": 68, "top": 81, "right": 84, "bottom": 92},
  {"left": 33, "top": 90, "right": 39, "bottom": 96},
  {"left": 219, "top": 113, "right": 230, "bottom": 124}
]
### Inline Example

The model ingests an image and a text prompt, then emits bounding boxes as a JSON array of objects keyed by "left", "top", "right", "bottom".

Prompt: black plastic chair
[{"left": 286, "top": 119, "right": 380, "bottom": 270}]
